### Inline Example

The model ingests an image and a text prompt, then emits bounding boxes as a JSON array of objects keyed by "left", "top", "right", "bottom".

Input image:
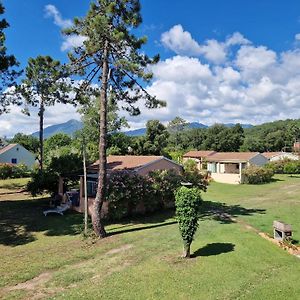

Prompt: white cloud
[
  {"left": 61, "top": 35, "right": 88, "bottom": 51},
  {"left": 44, "top": 4, "right": 87, "bottom": 51},
  {"left": 44, "top": 4, "right": 72, "bottom": 28},
  {"left": 124, "top": 31, "right": 300, "bottom": 128},
  {"left": 235, "top": 46, "right": 277, "bottom": 70},
  {"left": 161, "top": 24, "right": 202, "bottom": 56},
  {"left": 0, "top": 103, "right": 80, "bottom": 138},
  {"left": 161, "top": 26, "right": 251, "bottom": 64}
]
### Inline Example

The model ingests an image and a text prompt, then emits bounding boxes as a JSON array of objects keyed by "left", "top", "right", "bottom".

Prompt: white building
[
  {"left": 0, "top": 144, "right": 36, "bottom": 169},
  {"left": 262, "top": 152, "right": 299, "bottom": 162},
  {"left": 207, "top": 152, "right": 268, "bottom": 184}
]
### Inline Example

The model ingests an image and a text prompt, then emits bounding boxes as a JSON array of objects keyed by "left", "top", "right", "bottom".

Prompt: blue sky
[{"left": 1, "top": 0, "right": 300, "bottom": 136}]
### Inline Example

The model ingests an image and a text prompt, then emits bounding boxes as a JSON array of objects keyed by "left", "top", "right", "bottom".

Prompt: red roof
[
  {"left": 206, "top": 152, "right": 260, "bottom": 162},
  {"left": 183, "top": 150, "right": 216, "bottom": 158},
  {"left": 90, "top": 155, "right": 166, "bottom": 171}
]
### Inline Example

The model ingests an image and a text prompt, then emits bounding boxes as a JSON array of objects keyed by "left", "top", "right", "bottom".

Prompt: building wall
[
  {"left": 210, "top": 173, "right": 243, "bottom": 184},
  {"left": 249, "top": 154, "right": 268, "bottom": 166},
  {"left": 0, "top": 144, "right": 36, "bottom": 168}
]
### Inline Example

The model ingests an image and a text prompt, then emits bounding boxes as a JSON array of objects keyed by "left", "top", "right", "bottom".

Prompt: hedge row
[
  {"left": 266, "top": 159, "right": 300, "bottom": 174},
  {"left": 0, "top": 163, "right": 29, "bottom": 179}
]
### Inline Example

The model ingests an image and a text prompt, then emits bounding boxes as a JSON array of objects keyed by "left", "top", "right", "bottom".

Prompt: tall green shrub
[
  {"left": 242, "top": 166, "right": 274, "bottom": 184},
  {"left": 175, "top": 186, "right": 202, "bottom": 258}
]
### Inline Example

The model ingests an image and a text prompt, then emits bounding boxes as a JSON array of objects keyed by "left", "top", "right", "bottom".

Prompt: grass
[
  {"left": 202, "top": 174, "right": 300, "bottom": 243},
  {"left": 0, "top": 175, "right": 299, "bottom": 299}
]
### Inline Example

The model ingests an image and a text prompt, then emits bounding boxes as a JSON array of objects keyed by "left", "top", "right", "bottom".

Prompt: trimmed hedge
[{"left": 242, "top": 165, "right": 274, "bottom": 184}]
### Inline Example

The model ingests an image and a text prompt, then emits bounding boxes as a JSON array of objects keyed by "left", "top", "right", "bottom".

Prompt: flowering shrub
[
  {"left": 107, "top": 171, "right": 156, "bottom": 220},
  {"left": 242, "top": 166, "right": 274, "bottom": 184},
  {"left": 0, "top": 163, "right": 29, "bottom": 179},
  {"left": 148, "top": 169, "right": 182, "bottom": 207}
]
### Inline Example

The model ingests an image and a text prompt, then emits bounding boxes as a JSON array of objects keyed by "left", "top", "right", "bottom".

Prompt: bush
[
  {"left": 175, "top": 186, "right": 202, "bottom": 258},
  {"left": 283, "top": 161, "right": 300, "bottom": 174},
  {"left": 107, "top": 172, "right": 156, "bottom": 220},
  {"left": 183, "top": 159, "right": 208, "bottom": 191},
  {"left": 27, "top": 170, "right": 59, "bottom": 197},
  {"left": 242, "top": 166, "right": 274, "bottom": 184},
  {"left": 0, "top": 163, "right": 29, "bottom": 179},
  {"left": 148, "top": 169, "right": 182, "bottom": 208},
  {"left": 265, "top": 159, "right": 300, "bottom": 174}
]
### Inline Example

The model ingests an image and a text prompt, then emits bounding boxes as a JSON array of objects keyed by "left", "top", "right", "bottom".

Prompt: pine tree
[
  {"left": 66, "top": 0, "right": 165, "bottom": 237},
  {"left": 0, "top": 2, "right": 21, "bottom": 114},
  {"left": 18, "top": 56, "right": 71, "bottom": 171}
]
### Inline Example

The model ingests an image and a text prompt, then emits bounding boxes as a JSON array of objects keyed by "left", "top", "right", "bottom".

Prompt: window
[
  {"left": 87, "top": 181, "right": 97, "bottom": 197},
  {"left": 11, "top": 158, "right": 17, "bottom": 164}
]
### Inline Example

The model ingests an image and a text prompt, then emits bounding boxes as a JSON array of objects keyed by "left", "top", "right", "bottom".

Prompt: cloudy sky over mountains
[{"left": 1, "top": 0, "right": 300, "bottom": 136}]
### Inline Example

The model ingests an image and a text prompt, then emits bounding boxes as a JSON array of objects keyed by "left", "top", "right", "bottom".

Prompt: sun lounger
[{"left": 43, "top": 200, "right": 72, "bottom": 216}]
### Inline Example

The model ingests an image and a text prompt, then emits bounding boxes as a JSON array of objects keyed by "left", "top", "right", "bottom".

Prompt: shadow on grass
[
  {"left": 0, "top": 196, "right": 83, "bottom": 246},
  {"left": 200, "top": 200, "right": 266, "bottom": 224},
  {"left": 192, "top": 243, "right": 235, "bottom": 257},
  {"left": 0, "top": 194, "right": 266, "bottom": 246}
]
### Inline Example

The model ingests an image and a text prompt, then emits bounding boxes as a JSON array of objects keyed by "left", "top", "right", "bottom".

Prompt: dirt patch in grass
[
  {"left": 106, "top": 244, "right": 133, "bottom": 255},
  {"left": 4, "top": 272, "right": 53, "bottom": 292}
]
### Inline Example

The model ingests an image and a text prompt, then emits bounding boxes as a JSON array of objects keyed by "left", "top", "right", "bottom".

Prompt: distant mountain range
[
  {"left": 31, "top": 119, "right": 82, "bottom": 139},
  {"left": 31, "top": 119, "right": 253, "bottom": 138}
]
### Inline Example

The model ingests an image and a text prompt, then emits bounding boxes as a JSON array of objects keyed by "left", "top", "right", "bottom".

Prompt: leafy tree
[
  {"left": 167, "top": 116, "right": 187, "bottom": 132},
  {"left": 135, "top": 120, "right": 169, "bottom": 155},
  {"left": 17, "top": 56, "right": 71, "bottom": 171},
  {"left": 10, "top": 133, "right": 39, "bottom": 153},
  {"left": 175, "top": 186, "right": 202, "bottom": 258},
  {"left": 0, "top": 2, "right": 21, "bottom": 114},
  {"left": 66, "top": 0, "right": 164, "bottom": 237}
]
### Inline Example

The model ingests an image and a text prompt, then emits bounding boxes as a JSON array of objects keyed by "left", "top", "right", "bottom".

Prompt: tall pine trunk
[
  {"left": 39, "top": 98, "right": 45, "bottom": 172},
  {"left": 92, "top": 40, "right": 109, "bottom": 238}
]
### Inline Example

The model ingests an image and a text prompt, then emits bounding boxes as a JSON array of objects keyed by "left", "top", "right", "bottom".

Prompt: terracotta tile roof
[
  {"left": 262, "top": 152, "right": 284, "bottom": 159},
  {"left": 183, "top": 150, "right": 216, "bottom": 158},
  {"left": 90, "top": 155, "right": 164, "bottom": 171},
  {"left": 206, "top": 152, "right": 260, "bottom": 162},
  {"left": 0, "top": 144, "right": 17, "bottom": 155}
]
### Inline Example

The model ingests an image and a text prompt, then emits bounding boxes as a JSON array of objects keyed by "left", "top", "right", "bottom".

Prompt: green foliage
[
  {"left": 148, "top": 169, "right": 182, "bottom": 207},
  {"left": 66, "top": 0, "right": 164, "bottom": 115},
  {"left": 183, "top": 159, "right": 208, "bottom": 191},
  {"left": 0, "top": 2, "right": 22, "bottom": 114},
  {"left": 132, "top": 120, "right": 169, "bottom": 155},
  {"left": 27, "top": 169, "right": 58, "bottom": 197},
  {"left": 242, "top": 166, "right": 274, "bottom": 184},
  {"left": 175, "top": 186, "right": 202, "bottom": 246},
  {"left": 0, "top": 163, "right": 28, "bottom": 179},
  {"left": 283, "top": 161, "right": 300, "bottom": 174},
  {"left": 265, "top": 159, "right": 300, "bottom": 174},
  {"left": 107, "top": 172, "right": 155, "bottom": 220},
  {"left": 10, "top": 133, "right": 39, "bottom": 154}
]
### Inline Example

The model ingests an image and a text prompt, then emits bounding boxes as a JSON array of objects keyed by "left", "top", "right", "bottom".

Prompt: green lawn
[
  {"left": 203, "top": 174, "right": 300, "bottom": 243},
  {"left": 0, "top": 176, "right": 299, "bottom": 299}
]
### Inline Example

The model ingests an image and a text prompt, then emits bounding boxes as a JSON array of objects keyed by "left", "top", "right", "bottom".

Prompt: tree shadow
[
  {"left": 0, "top": 193, "right": 266, "bottom": 246},
  {"left": 200, "top": 200, "right": 266, "bottom": 224},
  {"left": 0, "top": 196, "right": 83, "bottom": 246},
  {"left": 192, "top": 243, "right": 235, "bottom": 257}
]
